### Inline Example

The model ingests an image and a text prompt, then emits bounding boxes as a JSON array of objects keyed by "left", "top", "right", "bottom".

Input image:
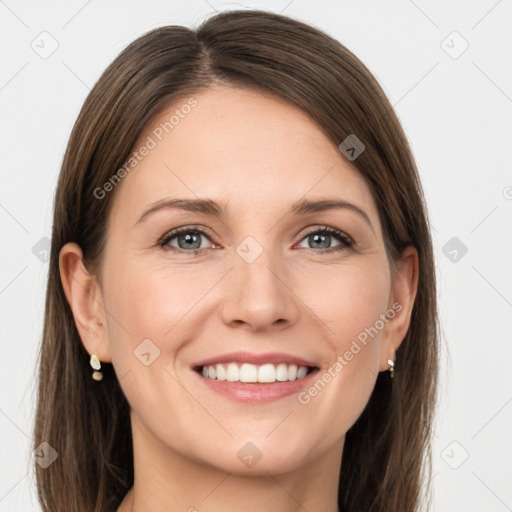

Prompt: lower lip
[{"left": 193, "top": 368, "right": 319, "bottom": 403}]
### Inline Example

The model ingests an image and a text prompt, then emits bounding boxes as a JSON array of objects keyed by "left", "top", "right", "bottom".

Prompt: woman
[{"left": 34, "top": 9, "right": 438, "bottom": 512}]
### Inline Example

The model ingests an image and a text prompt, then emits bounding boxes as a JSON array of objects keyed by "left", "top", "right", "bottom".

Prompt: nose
[{"left": 219, "top": 243, "right": 300, "bottom": 332}]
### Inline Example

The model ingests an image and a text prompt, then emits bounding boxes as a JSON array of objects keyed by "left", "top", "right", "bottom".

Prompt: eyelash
[{"left": 158, "top": 225, "right": 355, "bottom": 257}]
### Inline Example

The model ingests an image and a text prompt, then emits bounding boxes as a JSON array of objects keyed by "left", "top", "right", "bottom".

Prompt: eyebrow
[{"left": 136, "top": 197, "right": 374, "bottom": 233}]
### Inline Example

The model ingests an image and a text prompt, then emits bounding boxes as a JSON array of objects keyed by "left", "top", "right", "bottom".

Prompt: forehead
[{"left": 109, "top": 85, "right": 378, "bottom": 226}]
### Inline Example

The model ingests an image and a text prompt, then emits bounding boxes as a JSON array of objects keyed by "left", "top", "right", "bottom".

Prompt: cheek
[
  {"left": 298, "top": 259, "right": 390, "bottom": 405},
  {"left": 300, "top": 258, "right": 390, "bottom": 346},
  {"left": 101, "top": 259, "right": 214, "bottom": 416},
  {"left": 102, "top": 257, "right": 224, "bottom": 359},
  {"left": 294, "top": 267, "right": 388, "bottom": 447}
]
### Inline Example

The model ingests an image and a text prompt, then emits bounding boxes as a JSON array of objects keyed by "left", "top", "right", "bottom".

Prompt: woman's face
[{"left": 86, "top": 86, "right": 414, "bottom": 475}]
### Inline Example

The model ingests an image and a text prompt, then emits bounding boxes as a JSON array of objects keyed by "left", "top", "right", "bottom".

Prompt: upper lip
[{"left": 193, "top": 351, "right": 318, "bottom": 369}]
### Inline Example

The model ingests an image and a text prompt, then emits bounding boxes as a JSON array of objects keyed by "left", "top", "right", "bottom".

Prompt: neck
[{"left": 117, "top": 412, "right": 343, "bottom": 512}]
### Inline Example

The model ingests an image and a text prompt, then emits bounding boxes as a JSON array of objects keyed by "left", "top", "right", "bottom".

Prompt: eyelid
[
  {"left": 158, "top": 225, "right": 218, "bottom": 248},
  {"left": 296, "top": 225, "right": 354, "bottom": 245},
  {"left": 159, "top": 224, "right": 355, "bottom": 255}
]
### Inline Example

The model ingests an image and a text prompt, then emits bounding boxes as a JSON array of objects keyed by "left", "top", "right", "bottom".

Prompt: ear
[
  {"left": 59, "top": 242, "right": 112, "bottom": 363},
  {"left": 379, "top": 245, "right": 419, "bottom": 372}
]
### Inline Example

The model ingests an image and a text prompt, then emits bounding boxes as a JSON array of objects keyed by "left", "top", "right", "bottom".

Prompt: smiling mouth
[{"left": 194, "top": 362, "right": 318, "bottom": 383}]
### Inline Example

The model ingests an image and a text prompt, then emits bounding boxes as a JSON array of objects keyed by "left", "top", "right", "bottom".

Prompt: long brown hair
[{"left": 34, "top": 9, "right": 438, "bottom": 512}]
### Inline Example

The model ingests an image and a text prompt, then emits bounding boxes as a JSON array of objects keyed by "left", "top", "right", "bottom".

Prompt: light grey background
[{"left": 1, "top": 1, "right": 511, "bottom": 511}]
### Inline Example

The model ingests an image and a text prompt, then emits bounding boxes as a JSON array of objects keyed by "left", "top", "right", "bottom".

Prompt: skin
[{"left": 60, "top": 85, "right": 418, "bottom": 512}]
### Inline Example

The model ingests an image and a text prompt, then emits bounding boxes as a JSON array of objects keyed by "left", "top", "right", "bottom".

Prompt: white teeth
[
  {"left": 200, "top": 362, "right": 311, "bottom": 383},
  {"left": 297, "top": 366, "right": 308, "bottom": 379},
  {"left": 276, "top": 363, "right": 289, "bottom": 381},
  {"left": 240, "top": 363, "right": 258, "bottom": 382},
  {"left": 215, "top": 364, "right": 226, "bottom": 381},
  {"left": 226, "top": 363, "right": 239, "bottom": 382},
  {"left": 258, "top": 364, "right": 276, "bottom": 383}
]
